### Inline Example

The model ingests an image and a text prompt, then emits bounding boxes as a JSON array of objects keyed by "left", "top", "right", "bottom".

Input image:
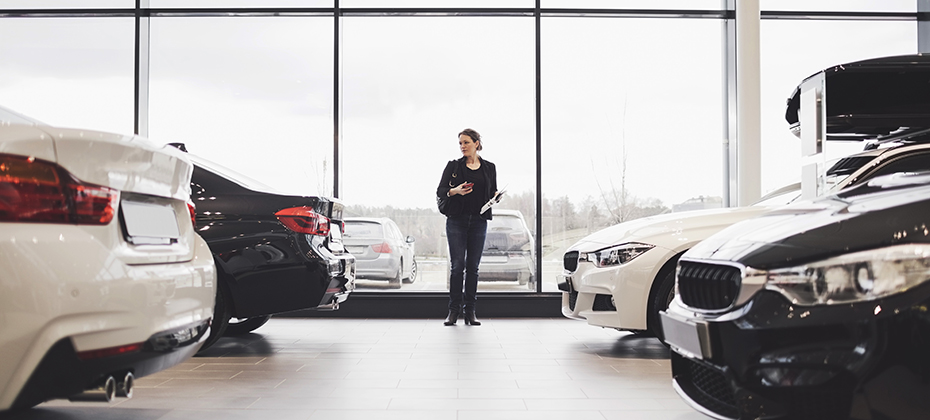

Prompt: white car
[
  {"left": 0, "top": 113, "right": 216, "bottom": 412},
  {"left": 561, "top": 141, "right": 930, "bottom": 341}
]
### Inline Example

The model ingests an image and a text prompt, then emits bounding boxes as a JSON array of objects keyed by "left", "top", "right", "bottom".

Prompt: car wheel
[
  {"left": 403, "top": 258, "right": 418, "bottom": 284},
  {"left": 648, "top": 257, "right": 679, "bottom": 344},
  {"left": 518, "top": 273, "right": 528, "bottom": 285},
  {"left": 224, "top": 315, "right": 271, "bottom": 336},
  {"left": 526, "top": 274, "right": 536, "bottom": 291},
  {"left": 389, "top": 265, "right": 403, "bottom": 289},
  {"left": 197, "top": 283, "right": 231, "bottom": 354}
]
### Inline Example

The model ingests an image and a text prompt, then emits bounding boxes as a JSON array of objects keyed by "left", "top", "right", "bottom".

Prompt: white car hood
[
  {"left": 1, "top": 124, "right": 193, "bottom": 201},
  {"left": 568, "top": 206, "right": 772, "bottom": 252}
]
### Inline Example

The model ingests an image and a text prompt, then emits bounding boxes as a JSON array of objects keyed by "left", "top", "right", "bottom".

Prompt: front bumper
[{"left": 662, "top": 283, "right": 930, "bottom": 420}]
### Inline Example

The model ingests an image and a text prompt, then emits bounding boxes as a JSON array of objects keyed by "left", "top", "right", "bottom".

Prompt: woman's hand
[{"left": 450, "top": 182, "right": 474, "bottom": 196}]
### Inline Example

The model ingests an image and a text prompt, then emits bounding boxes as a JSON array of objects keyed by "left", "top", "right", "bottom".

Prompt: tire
[
  {"left": 224, "top": 315, "right": 271, "bottom": 336},
  {"left": 403, "top": 258, "right": 418, "bottom": 284},
  {"left": 526, "top": 274, "right": 536, "bottom": 291},
  {"left": 648, "top": 257, "right": 680, "bottom": 344},
  {"left": 197, "top": 283, "right": 231, "bottom": 354}
]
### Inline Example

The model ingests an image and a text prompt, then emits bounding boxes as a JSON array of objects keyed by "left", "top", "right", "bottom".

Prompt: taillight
[
  {"left": 275, "top": 206, "right": 331, "bottom": 236},
  {"left": 187, "top": 201, "right": 196, "bottom": 229},
  {"left": 76, "top": 342, "right": 144, "bottom": 361},
  {"left": 372, "top": 242, "right": 392, "bottom": 254},
  {"left": 0, "top": 154, "right": 118, "bottom": 225}
]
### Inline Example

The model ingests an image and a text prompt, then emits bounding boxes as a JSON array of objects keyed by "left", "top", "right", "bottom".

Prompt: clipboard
[{"left": 480, "top": 184, "right": 507, "bottom": 214}]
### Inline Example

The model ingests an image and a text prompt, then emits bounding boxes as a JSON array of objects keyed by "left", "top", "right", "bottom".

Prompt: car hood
[
  {"left": 686, "top": 175, "right": 930, "bottom": 270},
  {"left": 785, "top": 54, "right": 930, "bottom": 141},
  {"left": 568, "top": 206, "right": 771, "bottom": 252}
]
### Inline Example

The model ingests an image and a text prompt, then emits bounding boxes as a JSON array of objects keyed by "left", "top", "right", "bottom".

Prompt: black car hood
[
  {"left": 686, "top": 174, "right": 930, "bottom": 270},
  {"left": 785, "top": 54, "right": 930, "bottom": 141}
]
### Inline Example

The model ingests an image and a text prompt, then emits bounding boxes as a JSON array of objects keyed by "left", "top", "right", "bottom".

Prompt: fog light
[{"left": 756, "top": 367, "right": 839, "bottom": 387}]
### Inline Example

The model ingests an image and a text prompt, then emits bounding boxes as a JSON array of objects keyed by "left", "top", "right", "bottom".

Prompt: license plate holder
[
  {"left": 660, "top": 311, "right": 712, "bottom": 359},
  {"left": 121, "top": 201, "right": 180, "bottom": 245}
]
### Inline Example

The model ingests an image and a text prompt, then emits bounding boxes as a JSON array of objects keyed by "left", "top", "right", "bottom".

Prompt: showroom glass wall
[{"left": 0, "top": 1, "right": 919, "bottom": 299}]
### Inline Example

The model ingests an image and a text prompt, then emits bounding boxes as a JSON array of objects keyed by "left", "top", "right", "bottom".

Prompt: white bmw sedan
[{"left": 0, "top": 117, "right": 216, "bottom": 412}]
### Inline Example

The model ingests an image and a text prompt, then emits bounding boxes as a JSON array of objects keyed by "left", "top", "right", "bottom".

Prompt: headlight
[
  {"left": 580, "top": 243, "right": 654, "bottom": 268},
  {"left": 764, "top": 244, "right": 930, "bottom": 305}
]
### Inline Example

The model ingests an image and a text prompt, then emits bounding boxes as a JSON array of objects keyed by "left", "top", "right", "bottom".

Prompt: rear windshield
[
  {"left": 489, "top": 215, "right": 524, "bottom": 230},
  {"left": 344, "top": 221, "right": 384, "bottom": 239}
]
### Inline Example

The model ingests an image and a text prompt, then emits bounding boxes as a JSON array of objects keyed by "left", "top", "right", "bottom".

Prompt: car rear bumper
[
  {"left": 0, "top": 227, "right": 216, "bottom": 411},
  {"left": 9, "top": 320, "right": 210, "bottom": 411}
]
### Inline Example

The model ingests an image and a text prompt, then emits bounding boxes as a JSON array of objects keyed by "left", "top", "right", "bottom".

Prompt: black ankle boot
[
  {"left": 443, "top": 310, "right": 460, "bottom": 326},
  {"left": 463, "top": 310, "right": 481, "bottom": 326}
]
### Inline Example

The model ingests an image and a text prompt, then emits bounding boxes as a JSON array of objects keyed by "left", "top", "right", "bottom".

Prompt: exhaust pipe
[
  {"left": 69, "top": 376, "right": 116, "bottom": 403},
  {"left": 116, "top": 372, "right": 134, "bottom": 399}
]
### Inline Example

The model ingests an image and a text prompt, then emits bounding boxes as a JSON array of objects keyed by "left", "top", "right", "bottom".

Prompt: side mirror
[{"left": 406, "top": 235, "right": 416, "bottom": 243}]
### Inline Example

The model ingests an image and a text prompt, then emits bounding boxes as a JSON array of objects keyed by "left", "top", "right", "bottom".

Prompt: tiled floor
[{"left": 9, "top": 318, "right": 705, "bottom": 420}]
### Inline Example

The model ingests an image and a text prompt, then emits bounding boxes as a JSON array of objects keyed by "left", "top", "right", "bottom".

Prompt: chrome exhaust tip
[
  {"left": 68, "top": 375, "right": 116, "bottom": 403},
  {"left": 116, "top": 372, "right": 134, "bottom": 399}
]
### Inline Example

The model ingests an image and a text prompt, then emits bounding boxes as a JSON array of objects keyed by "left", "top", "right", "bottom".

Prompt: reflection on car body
[
  {"left": 181, "top": 152, "right": 356, "bottom": 351},
  {"left": 0, "top": 112, "right": 215, "bottom": 412},
  {"left": 344, "top": 217, "right": 417, "bottom": 288}
]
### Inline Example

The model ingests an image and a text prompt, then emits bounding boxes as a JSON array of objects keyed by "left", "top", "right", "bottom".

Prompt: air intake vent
[
  {"left": 678, "top": 261, "right": 741, "bottom": 311},
  {"left": 563, "top": 251, "right": 579, "bottom": 272}
]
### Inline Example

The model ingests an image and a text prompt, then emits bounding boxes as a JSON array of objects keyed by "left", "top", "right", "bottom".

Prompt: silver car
[
  {"left": 344, "top": 217, "right": 417, "bottom": 288},
  {"left": 479, "top": 209, "right": 536, "bottom": 290}
]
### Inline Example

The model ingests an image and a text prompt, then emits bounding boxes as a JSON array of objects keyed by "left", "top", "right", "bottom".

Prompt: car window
[
  {"left": 857, "top": 152, "right": 930, "bottom": 183},
  {"left": 344, "top": 221, "right": 384, "bottom": 239}
]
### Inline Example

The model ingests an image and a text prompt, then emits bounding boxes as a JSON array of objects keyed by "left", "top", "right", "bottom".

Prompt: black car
[
  {"left": 184, "top": 153, "right": 355, "bottom": 350},
  {"left": 661, "top": 172, "right": 930, "bottom": 420},
  {"left": 661, "top": 54, "right": 930, "bottom": 420}
]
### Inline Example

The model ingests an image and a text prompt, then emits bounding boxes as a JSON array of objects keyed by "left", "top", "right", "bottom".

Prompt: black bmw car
[
  {"left": 182, "top": 152, "right": 355, "bottom": 351},
  {"left": 662, "top": 172, "right": 930, "bottom": 420}
]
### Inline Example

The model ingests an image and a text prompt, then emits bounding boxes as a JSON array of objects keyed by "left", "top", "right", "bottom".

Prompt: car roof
[{"left": 345, "top": 217, "right": 390, "bottom": 224}]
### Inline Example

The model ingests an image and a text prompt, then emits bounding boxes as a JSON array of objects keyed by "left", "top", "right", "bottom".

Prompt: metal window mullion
[{"left": 135, "top": 0, "right": 150, "bottom": 137}]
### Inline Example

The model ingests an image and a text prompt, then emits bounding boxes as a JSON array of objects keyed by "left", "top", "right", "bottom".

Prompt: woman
[{"left": 436, "top": 128, "right": 497, "bottom": 326}]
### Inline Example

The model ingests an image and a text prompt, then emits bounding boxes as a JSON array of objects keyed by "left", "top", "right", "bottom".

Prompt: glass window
[
  {"left": 148, "top": 16, "right": 334, "bottom": 197},
  {"left": 760, "top": 0, "right": 915, "bottom": 13},
  {"left": 541, "top": 17, "right": 725, "bottom": 292},
  {"left": 0, "top": 0, "right": 132, "bottom": 8},
  {"left": 760, "top": 20, "right": 917, "bottom": 195},
  {"left": 150, "top": 0, "right": 333, "bottom": 7},
  {"left": 541, "top": 0, "right": 723, "bottom": 10},
  {"left": 345, "top": 220, "right": 385, "bottom": 239},
  {"left": 0, "top": 18, "right": 135, "bottom": 133},
  {"left": 343, "top": 1, "right": 532, "bottom": 7},
  {"left": 341, "top": 16, "right": 536, "bottom": 292}
]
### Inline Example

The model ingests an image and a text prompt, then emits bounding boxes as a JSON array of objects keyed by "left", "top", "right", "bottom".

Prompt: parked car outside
[
  {"left": 344, "top": 217, "right": 417, "bottom": 288},
  {"left": 662, "top": 171, "right": 930, "bottom": 420},
  {"left": 479, "top": 209, "right": 536, "bottom": 289},
  {"left": 0, "top": 116, "right": 216, "bottom": 412},
  {"left": 181, "top": 151, "right": 355, "bottom": 351},
  {"left": 560, "top": 53, "right": 930, "bottom": 342}
]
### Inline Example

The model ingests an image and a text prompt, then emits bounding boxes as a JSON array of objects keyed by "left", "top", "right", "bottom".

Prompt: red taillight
[
  {"left": 275, "top": 206, "right": 331, "bottom": 236},
  {"left": 187, "top": 201, "right": 196, "bottom": 229},
  {"left": 76, "top": 342, "right": 144, "bottom": 361},
  {"left": 372, "top": 242, "right": 392, "bottom": 254},
  {"left": 0, "top": 154, "right": 118, "bottom": 225}
]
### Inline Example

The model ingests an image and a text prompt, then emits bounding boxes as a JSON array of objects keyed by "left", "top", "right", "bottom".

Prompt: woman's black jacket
[{"left": 436, "top": 156, "right": 497, "bottom": 220}]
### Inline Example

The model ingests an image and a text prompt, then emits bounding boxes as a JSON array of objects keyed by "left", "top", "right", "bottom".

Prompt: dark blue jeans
[{"left": 446, "top": 214, "right": 487, "bottom": 312}]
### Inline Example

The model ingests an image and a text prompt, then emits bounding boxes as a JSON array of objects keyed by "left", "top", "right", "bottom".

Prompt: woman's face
[{"left": 459, "top": 134, "right": 478, "bottom": 157}]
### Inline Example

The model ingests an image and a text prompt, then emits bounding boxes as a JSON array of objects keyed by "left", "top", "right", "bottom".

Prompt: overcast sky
[{"left": 0, "top": 1, "right": 918, "bottom": 211}]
